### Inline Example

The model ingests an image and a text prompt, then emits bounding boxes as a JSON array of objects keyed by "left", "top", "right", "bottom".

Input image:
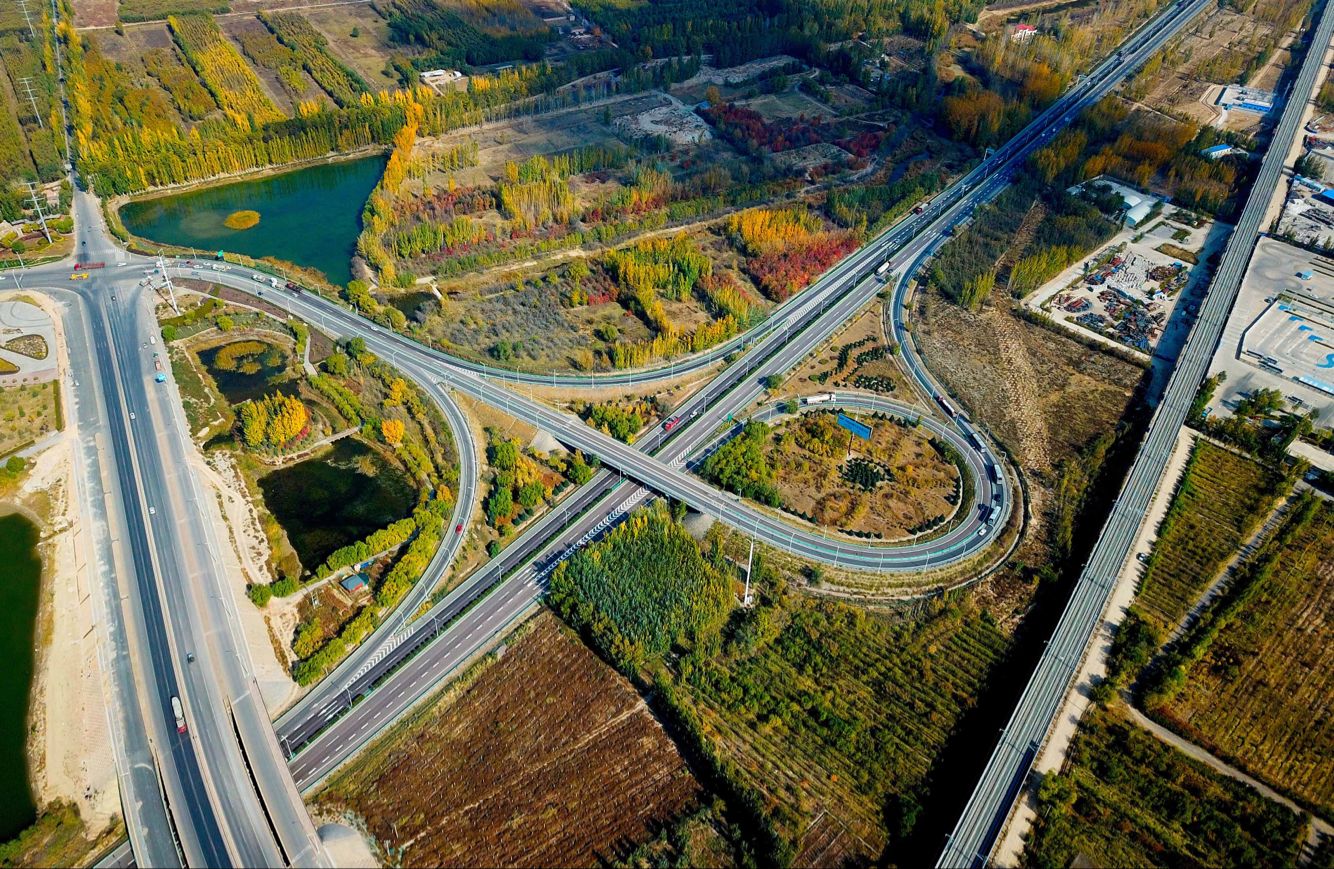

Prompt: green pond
[
  {"left": 0, "top": 512, "right": 41, "bottom": 840},
  {"left": 377, "top": 290, "right": 435, "bottom": 320},
  {"left": 120, "top": 155, "right": 387, "bottom": 286},
  {"left": 198, "top": 339, "right": 294, "bottom": 405},
  {"left": 259, "top": 438, "right": 415, "bottom": 574}
]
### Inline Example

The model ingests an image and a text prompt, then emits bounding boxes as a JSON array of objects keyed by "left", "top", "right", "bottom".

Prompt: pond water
[
  {"left": 198, "top": 339, "right": 294, "bottom": 405},
  {"left": 258, "top": 438, "right": 415, "bottom": 574},
  {"left": 377, "top": 290, "right": 435, "bottom": 321},
  {"left": 0, "top": 512, "right": 41, "bottom": 840},
  {"left": 120, "top": 155, "right": 387, "bottom": 286}
]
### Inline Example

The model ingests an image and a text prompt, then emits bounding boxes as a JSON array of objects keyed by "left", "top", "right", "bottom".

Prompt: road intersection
[{"left": 10, "top": 0, "right": 1242, "bottom": 860}]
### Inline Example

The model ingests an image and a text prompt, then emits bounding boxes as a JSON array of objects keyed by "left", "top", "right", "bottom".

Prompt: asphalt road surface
[{"left": 937, "top": 0, "right": 1334, "bottom": 863}]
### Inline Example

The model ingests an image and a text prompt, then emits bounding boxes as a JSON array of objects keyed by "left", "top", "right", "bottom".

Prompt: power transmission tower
[
  {"left": 17, "top": 78, "right": 43, "bottom": 128},
  {"left": 17, "top": 0, "right": 37, "bottom": 40},
  {"left": 23, "top": 182, "right": 52, "bottom": 245}
]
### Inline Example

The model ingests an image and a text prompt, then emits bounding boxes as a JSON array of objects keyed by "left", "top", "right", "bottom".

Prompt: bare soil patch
[
  {"left": 72, "top": 0, "right": 117, "bottom": 28},
  {"left": 301, "top": 3, "right": 401, "bottom": 90},
  {"left": 313, "top": 612, "right": 704, "bottom": 867}
]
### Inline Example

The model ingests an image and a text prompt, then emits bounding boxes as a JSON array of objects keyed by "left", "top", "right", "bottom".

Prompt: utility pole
[
  {"left": 156, "top": 251, "right": 179, "bottom": 314},
  {"left": 741, "top": 538, "right": 754, "bottom": 607},
  {"left": 17, "top": 77, "right": 43, "bottom": 128},
  {"left": 17, "top": 0, "right": 36, "bottom": 40},
  {"left": 23, "top": 182, "right": 52, "bottom": 245}
]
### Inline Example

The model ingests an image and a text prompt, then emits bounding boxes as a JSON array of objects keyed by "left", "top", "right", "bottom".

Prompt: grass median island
[
  {"left": 1150, "top": 494, "right": 1334, "bottom": 818},
  {"left": 699, "top": 412, "right": 959, "bottom": 539},
  {"left": 1025, "top": 705, "right": 1306, "bottom": 869}
]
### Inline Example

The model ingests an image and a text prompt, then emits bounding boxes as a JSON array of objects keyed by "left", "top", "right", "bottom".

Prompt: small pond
[
  {"left": 198, "top": 339, "right": 294, "bottom": 405},
  {"left": 258, "top": 438, "right": 415, "bottom": 574}
]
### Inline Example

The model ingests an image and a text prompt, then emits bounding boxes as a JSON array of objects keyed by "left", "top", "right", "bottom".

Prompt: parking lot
[{"left": 1210, "top": 237, "right": 1334, "bottom": 422}]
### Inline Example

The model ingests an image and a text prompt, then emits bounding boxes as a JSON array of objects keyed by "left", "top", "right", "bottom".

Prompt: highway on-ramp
[
  {"left": 155, "top": 0, "right": 1215, "bottom": 778},
  {"left": 937, "top": 0, "right": 1334, "bottom": 863}
]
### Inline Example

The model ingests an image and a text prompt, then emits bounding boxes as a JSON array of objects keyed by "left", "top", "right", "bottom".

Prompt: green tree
[
  {"left": 486, "top": 485, "right": 513, "bottom": 526},
  {"left": 489, "top": 438, "right": 518, "bottom": 471},
  {"left": 517, "top": 481, "right": 544, "bottom": 510},
  {"left": 324, "top": 351, "right": 349, "bottom": 376}
]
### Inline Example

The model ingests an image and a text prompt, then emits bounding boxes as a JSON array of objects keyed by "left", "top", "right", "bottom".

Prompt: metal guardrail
[{"left": 937, "top": 0, "right": 1334, "bottom": 863}]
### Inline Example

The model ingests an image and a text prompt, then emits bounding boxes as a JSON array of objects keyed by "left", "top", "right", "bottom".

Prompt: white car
[
  {"left": 129, "top": 412, "right": 136, "bottom": 420},
  {"left": 148, "top": 506, "right": 156, "bottom": 515}
]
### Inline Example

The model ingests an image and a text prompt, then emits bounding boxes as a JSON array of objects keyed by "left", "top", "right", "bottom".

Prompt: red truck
[
  {"left": 663, "top": 416, "right": 682, "bottom": 433},
  {"left": 74, "top": 261, "right": 105, "bottom": 270}
]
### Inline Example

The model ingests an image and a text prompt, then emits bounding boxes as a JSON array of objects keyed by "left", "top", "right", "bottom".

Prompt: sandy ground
[
  {"left": 315, "top": 820, "right": 380, "bottom": 868},
  {"left": 13, "top": 291, "right": 120, "bottom": 835},
  {"left": 193, "top": 450, "right": 300, "bottom": 713},
  {"left": 21, "top": 437, "right": 121, "bottom": 833},
  {"left": 992, "top": 426, "right": 1197, "bottom": 867}
]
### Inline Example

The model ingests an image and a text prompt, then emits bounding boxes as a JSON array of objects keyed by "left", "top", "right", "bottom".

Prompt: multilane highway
[
  {"left": 263, "top": 0, "right": 1218, "bottom": 773},
  {"left": 14, "top": 0, "right": 1218, "bottom": 855},
  {"left": 937, "top": 0, "right": 1334, "bottom": 863},
  {"left": 28, "top": 192, "right": 335, "bottom": 869}
]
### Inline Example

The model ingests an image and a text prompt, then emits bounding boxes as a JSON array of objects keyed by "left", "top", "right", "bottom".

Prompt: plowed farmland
[
  {"left": 313, "top": 613, "right": 705, "bottom": 867},
  {"left": 1158, "top": 497, "right": 1334, "bottom": 818}
]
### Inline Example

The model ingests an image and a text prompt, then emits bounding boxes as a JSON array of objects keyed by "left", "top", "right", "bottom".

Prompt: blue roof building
[{"left": 340, "top": 573, "right": 369, "bottom": 593}]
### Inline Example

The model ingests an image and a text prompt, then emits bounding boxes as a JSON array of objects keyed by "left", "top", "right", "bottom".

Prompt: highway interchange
[
  {"left": 6, "top": 0, "right": 1290, "bottom": 860},
  {"left": 938, "top": 0, "right": 1334, "bottom": 862}
]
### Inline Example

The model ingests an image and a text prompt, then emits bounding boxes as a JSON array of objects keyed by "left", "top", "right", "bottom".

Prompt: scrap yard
[{"left": 1029, "top": 196, "right": 1222, "bottom": 357}]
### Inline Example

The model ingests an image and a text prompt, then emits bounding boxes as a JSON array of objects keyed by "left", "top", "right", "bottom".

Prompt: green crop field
[
  {"left": 551, "top": 503, "right": 1010, "bottom": 865},
  {"left": 259, "top": 12, "right": 367, "bottom": 107},
  {"left": 1025, "top": 706, "right": 1305, "bottom": 869},
  {"left": 1156, "top": 496, "right": 1334, "bottom": 818},
  {"left": 1137, "top": 440, "right": 1283, "bottom": 632}
]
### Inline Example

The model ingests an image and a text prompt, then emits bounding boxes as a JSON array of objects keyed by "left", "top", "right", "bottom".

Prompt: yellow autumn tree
[
  {"left": 386, "top": 378, "right": 408, "bottom": 407},
  {"left": 381, "top": 418, "right": 405, "bottom": 446},
  {"left": 264, "top": 394, "right": 309, "bottom": 447}
]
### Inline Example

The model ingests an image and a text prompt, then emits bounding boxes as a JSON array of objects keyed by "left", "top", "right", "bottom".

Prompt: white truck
[
  {"left": 875, "top": 262, "right": 891, "bottom": 280},
  {"left": 804, "top": 393, "right": 835, "bottom": 405},
  {"left": 171, "top": 696, "right": 187, "bottom": 734}
]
